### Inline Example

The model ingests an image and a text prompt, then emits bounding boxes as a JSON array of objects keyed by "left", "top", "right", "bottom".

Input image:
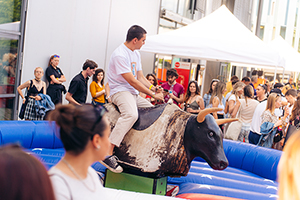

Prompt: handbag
[
  {"left": 19, "top": 98, "right": 28, "bottom": 119},
  {"left": 225, "top": 99, "right": 242, "bottom": 140},
  {"left": 19, "top": 81, "right": 32, "bottom": 119},
  {"left": 225, "top": 120, "right": 242, "bottom": 140}
]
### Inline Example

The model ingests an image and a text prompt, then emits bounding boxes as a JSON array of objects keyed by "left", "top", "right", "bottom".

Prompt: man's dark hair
[
  {"left": 166, "top": 68, "right": 178, "bottom": 78},
  {"left": 232, "top": 79, "right": 239, "bottom": 86},
  {"left": 126, "top": 25, "right": 147, "bottom": 42},
  {"left": 252, "top": 70, "right": 258, "bottom": 76},
  {"left": 258, "top": 70, "right": 263, "bottom": 77},
  {"left": 82, "top": 59, "right": 98, "bottom": 70},
  {"left": 242, "top": 77, "right": 251, "bottom": 82},
  {"left": 274, "top": 83, "right": 284, "bottom": 89},
  {"left": 230, "top": 75, "right": 239, "bottom": 81}
]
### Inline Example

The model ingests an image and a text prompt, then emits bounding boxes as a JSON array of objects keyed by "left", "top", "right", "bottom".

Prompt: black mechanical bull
[{"left": 104, "top": 103, "right": 237, "bottom": 177}]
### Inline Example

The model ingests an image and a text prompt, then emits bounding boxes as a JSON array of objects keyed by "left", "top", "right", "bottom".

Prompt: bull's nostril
[{"left": 220, "top": 161, "right": 228, "bottom": 169}]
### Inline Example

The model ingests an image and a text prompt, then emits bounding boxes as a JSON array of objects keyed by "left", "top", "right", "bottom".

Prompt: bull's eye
[{"left": 209, "top": 132, "right": 214, "bottom": 137}]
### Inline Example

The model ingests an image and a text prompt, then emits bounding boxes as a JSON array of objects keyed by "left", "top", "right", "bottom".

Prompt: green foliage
[{"left": 0, "top": 0, "right": 21, "bottom": 24}]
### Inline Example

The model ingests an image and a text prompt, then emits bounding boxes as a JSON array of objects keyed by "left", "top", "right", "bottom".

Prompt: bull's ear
[
  {"left": 215, "top": 118, "right": 238, "bottom": 125},
  {"left": 197, "top": 108, "right": 223, "bottom": 123}
]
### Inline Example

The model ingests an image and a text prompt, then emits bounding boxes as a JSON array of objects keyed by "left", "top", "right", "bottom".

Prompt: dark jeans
[
  {"left": 92, "top": 100, "right": 105, "bottom": 106},
  {"left": 249, "top": 130, "right": 261, "bottom": 145}
]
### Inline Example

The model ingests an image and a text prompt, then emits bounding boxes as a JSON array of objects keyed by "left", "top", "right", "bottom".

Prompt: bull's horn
[
  {"left": 215, "top": 118, "right": 238, "bottom": 125},
  {"left": 197, "top": 108, "right": 223, "bottom": 123}
]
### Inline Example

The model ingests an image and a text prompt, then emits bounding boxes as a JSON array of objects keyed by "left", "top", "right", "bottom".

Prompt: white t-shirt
[
  {"left": 250, "top": 101, "right": 267, "bottom": 135},
  {"left": 107, "top": 43, "right": 142, "bottom": 96},
  {"left": 225, "top": 91, "right": 232, "bottom": 102},
  {"left": 228, "top": 94, "right": 237, "bottom": 104},
  {"left": 49, "top": 167, "right": 176, "bottom": 200},
  {"left": 49, "top": 166, "right": 106, "bottom": 200}
]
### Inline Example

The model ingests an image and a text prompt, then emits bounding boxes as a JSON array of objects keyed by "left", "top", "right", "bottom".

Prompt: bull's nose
[{"left": 219, "top": 160, "right": 228, "bottom": 170}]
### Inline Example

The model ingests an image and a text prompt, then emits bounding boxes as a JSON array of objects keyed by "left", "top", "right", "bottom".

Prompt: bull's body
[{"left": 105, "top": 103, "right": 231, "bottom": 177}]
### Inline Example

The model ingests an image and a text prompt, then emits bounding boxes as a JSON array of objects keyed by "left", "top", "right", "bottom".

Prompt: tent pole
[
  {"left": 200, "top": 60, "right": 207, "bottom": 97},
  {"left": 282, "top": 68, "right": 286, "bottom": 84},
  {"left": 273, "top": 66, "right": 278, "bottom": 85}
]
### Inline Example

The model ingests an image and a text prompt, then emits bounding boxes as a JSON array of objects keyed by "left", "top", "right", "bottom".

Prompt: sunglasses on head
[
  {"left": 212, "top": 79, "right": 219, "bottom": 82},
  {"left": 53, "top": 55, "right": 60, "bottom": 58}
]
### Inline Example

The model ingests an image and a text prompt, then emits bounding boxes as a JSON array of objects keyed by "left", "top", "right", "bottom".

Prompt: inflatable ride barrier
[
  {"left": 178, "top": 182, "right": 278, "bottom": 200},
  {"left": 189, "top": 163, "right": 277, "bottom": 186},
  {"left": 30, "top": 148, "right": 65, "bottom": 156},
  {"left": 29, "top": 149, "right": 107, "bottom": 172},
  {"left": 192, "top": 140, "right": 281, "bottom": 181},
  {"left": 31, "top": 154, "right": 61, "bottom": 165},
  {"left": 169, "top": 171, "right": 277, "bottom": 195},
  {"left": 223, "top": 140, "right": 281, "bottom": 181},
  {"left": 177, "top": 193, "right": 244, "bottom": 200},
  {"left": 190, "top": 161, "right": 262, "bottom": 179},
  {"left": 168, "top": 161, "right": 278, "bottom": 187},
  {"left": 0, "top": 121, "right": 63, "bottom": 149}
]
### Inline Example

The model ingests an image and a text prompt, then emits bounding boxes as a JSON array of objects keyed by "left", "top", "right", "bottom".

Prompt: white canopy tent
[
  {"left": 141, "top": 5, "right": 284, "bottom": 68},
  {"left": 268, "top": 36, "right": 300, "bottom": 72}
]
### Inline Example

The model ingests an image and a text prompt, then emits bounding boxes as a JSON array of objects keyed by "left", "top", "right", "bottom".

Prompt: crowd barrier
[{"left": 0, "top": 121, "right": 282, "bottom": 200}]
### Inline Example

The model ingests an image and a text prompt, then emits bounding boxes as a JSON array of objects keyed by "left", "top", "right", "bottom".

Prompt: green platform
[{"left": 104, "top": 170, "right": 167, "bottom": 195}]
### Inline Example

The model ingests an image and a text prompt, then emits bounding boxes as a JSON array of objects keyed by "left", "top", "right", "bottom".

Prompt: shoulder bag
[
  {"left": 19, "top": 80, "right": 32, "bottom": 119},
  {"left": 225, "top": 100, "right": 242, "bottom": 141}
]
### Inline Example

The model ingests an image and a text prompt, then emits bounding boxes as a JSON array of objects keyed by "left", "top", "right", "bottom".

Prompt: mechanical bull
[{"left": 104, "top": 103, "right": 237, "bottom": 177}]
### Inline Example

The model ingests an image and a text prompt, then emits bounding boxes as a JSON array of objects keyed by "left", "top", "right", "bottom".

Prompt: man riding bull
[{"left": 102, "top": 25, "right": 163, "bottom": 173}]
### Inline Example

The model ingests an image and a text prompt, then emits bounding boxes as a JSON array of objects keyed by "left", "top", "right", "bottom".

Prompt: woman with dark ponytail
[{"left": 48, "top": 104, "right": 114, "bottom": 200}]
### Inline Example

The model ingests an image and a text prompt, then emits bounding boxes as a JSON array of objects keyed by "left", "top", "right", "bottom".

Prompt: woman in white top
[
  {"left": 209, "top": 81, "right": 226, "bottom": 119},
  {"left": 237, "top": 85, "right": 259, "bottom": 142},
  {"left": 208, "top": 81, "right": 227, "bottom": 134},
  {"left": 227, "top": 82, "right": 245, "bottom": 118},
  {"left": 48, "top": 104, "right": 111, "bottom": 200}
]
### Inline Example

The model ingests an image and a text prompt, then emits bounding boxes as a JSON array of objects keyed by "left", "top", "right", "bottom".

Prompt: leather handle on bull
[
  {"left": 197, "top": 108, "right": 223, "bottom": 123},
  {"left": 215, "top": 118, "right": 238, "bottom": 125}
]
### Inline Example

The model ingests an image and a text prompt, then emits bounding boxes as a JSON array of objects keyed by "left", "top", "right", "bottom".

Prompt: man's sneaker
[{"left": 100, "top": 155, "right": 123, "bottom": 173}]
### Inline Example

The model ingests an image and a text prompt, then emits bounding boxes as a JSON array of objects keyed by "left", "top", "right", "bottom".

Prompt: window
[{"left": 0, "top": 0, "right": 25, "bottom": 120}]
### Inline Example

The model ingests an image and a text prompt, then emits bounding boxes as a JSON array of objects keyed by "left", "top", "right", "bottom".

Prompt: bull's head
[{"left": 184, "top": 108, "right": 237, "bottom": 170}]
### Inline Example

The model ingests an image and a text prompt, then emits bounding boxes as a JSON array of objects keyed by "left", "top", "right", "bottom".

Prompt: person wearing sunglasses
[
  {"left": 48, "top": 104, "right": 113, "bottom": 199},
  {"left": 105, "top": 25, "right": 163, "bottom": 172},
  {"left": 254, "top": 84, "right": 267, "bottom": 103},
  {"left": 45, "top": 54, "right": 66, "bottom": 104}
]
